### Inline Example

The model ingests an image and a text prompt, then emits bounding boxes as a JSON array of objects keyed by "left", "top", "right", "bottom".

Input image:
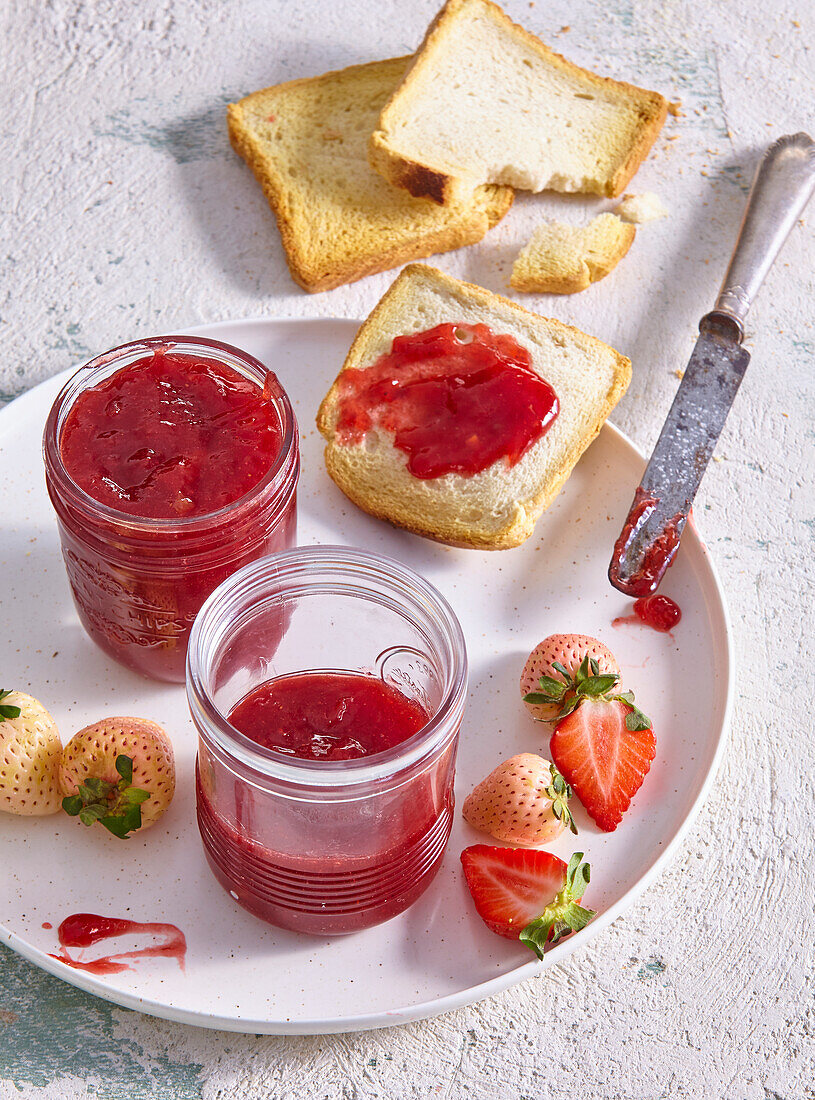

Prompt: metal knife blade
[
  {"left": 608, "top": 131, "right": 815, "bottom": 598},
  {"left": 608, "top": 316, "right": 749, "bottom": 597}
]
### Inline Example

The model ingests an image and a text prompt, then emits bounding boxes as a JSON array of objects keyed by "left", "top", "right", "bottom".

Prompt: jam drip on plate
[
  {"left": 334, "top": 323, "right": 559, "bottom": 479},
  {"left": 60, "top": 349, "right": 283, "bottom": 519},
  {"left": 613, "top": 594, "right": 682, "bottom": 634},
  {"left": 49, "top": 913, "right": 186, "bottom": 975},
  {"left": 228, "top": 671, "right": 430, "bottom": 761}
]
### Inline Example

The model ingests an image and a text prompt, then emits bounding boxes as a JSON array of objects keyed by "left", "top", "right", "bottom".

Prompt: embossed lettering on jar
[{"left": 43, "top": 337, "right": 299, "bottom": 682}]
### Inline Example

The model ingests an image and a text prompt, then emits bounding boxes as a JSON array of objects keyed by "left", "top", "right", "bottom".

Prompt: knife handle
[{"left": 714, "top": 132, "right": 815, "bottom": 336}]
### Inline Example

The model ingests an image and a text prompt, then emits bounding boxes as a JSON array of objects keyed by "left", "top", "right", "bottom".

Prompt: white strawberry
[
  {"left": 462, "top": 753, "right": 576, "bottom": 846},
  {"left": 0, "top": 690, "right": 63, "bottom": 816},
  {"left": 520, "top": 634, "right": 621, "bottom": 722},
  {"left": 59, "top": 717, "right": 175, "bottom": 838}
]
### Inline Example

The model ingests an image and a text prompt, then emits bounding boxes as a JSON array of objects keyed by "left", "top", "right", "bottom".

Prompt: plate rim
[{"left": 0, "top": 314, "right": 733, "bottom": 1034}]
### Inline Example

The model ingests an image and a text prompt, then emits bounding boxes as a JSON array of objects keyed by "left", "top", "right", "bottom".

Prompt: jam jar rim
[
  {"left": 42, "top": 334, "right": 299, "bottom": 535},
  {"left": 186, "top": 545, "right": 468, "bottom": 790}
]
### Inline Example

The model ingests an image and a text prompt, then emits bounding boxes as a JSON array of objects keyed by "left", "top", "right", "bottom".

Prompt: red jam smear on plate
[
  {"left": 228, "top": 671, "right": 429, "bottom": 760},
  {"left": 333, "top": 323, "right": 559, "bottom": 479},
  {"left": 49, "top": 913, "right": 186, "bottom": 975},
  {"left": 60, "top": 349, "right": 283, "bottom": 519}
]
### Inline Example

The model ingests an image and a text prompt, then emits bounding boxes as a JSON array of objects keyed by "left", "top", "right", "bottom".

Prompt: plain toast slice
[
  {"left": 227, "top": 57, "right": 513, "bottom": 292},
  {"left": 317, "top": 264, "right": 631, "bottom": 549},
  {"left": 369, "top": 0, "right": 667, "bottom": 205},
  {"left": 511, "top": 213, "right": 636, "bottom": 294}
]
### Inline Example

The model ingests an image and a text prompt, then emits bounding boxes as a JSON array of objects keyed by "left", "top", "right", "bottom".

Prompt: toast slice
[
  {"left": 511, "top": 213, "right": 636, "bottom": 294},
  {"left": 317, "top": 264, "right": 631, "bottom": 549},
  {"left": 227, "top": 57, "right": 513, "bottom": 292},
  {"left": 369, "top": 0, "right": 667, "bottom": 206}
]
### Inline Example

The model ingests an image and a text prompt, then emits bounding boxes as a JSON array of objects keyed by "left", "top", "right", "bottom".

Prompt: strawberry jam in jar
[
  {"left": 187, "top": 547, "right": 467, "bottom": 935},
  {"left": 43, "top": 337, "right": 299, "bottom": 682}
]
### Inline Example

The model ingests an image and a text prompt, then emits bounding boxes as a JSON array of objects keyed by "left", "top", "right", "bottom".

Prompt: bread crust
[
  {"left": 227, "top": 58, "right": 513, "bottom": 292},
  {"left": 317, "top": 264, "right": 632, "bottom": 549},
  {"left": 370, "top": 0, "right": 668, "bottom": 205}
]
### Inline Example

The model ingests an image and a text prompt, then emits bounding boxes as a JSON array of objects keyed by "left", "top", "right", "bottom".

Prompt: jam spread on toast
[{"left": 334, "top": 323, "right": 558, "bottom": 479}]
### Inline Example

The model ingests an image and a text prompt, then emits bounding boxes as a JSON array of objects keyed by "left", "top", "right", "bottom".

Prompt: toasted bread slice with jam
[
  {"left": 317, "top": 264, "right": 631, "bottom": 549},
  {"left": 227, "top": 57, "right": 513, "bottom": 292},
  {"left": 369, "top": 0, "right": 667, "bottom": 206}
]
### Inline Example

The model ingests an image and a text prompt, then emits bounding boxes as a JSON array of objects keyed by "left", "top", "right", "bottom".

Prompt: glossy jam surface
[
  {"left": 334, "top": 323, "right": 559, "bottom": 478},
  {"left": 228, "top": 671, "right": 429, "bottom": 761},
  {"left": 49, "top": 913, "right": 186, "bottom": 975},
  {"left": 60, "top": 350, "right": 283, "bottom": 519}
]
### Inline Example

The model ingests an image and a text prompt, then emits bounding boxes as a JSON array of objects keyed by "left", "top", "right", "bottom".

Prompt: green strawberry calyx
[
  {"left": 0, "top": 690, "right": 21, "bottom": 722},
  {"left": 62, "top": 755, "right": 151, "bottom": 839},
  {"left": 523, "top": 656, "right": 652, "bottom": 732},
  {"left": 544, "top": 763, "right": 577, "bottom": 835},
  {"left": 519, "top": 853, "right": 596, "bottom": 959}
]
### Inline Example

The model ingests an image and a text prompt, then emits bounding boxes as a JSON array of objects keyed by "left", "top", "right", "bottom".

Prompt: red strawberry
[
  {"left": 462, "top": 754, "right": 576, "bottom": 845},
  {"left": 59, "top": 717, "right": 175, "bottom": 838},
  {"left": 521, "top": 634, "right": 620, "bottom": 722},
  {"left": 460, "top": 845, "right": 595, "bottom": 958},
  {"left": 547, "top": 659, "right": 655, "bottom": 831}
]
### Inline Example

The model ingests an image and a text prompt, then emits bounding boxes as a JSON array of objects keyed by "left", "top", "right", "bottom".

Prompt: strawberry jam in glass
[
  {"left": 186, "top": 546, "right": 468, "bottom": 935},
  {"left": 43, "top": 337, "right": 298, "bottom": 682}
]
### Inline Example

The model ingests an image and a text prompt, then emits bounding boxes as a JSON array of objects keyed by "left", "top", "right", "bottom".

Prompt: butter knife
[{"left": 609, "top": 131, "right": 815, "bottom": 598}]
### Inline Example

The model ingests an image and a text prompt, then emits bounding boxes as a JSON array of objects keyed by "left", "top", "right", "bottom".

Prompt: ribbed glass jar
[
  {"left": 43, "top": 336, "right": 299, "bottom": 683},
  {"left": 186, "top": 546, "right": 468, "bottom": 935}
]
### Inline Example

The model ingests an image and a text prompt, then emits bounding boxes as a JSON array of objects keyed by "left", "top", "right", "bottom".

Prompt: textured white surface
[{"left": 1, "top": 0, "right": 814, "bottom": 1097}]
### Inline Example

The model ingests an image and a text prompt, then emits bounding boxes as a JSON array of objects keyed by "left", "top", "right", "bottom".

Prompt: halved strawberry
[
  {"left": 550, "top": 689, "right": 655, "bottom": 832},
  {"left": 460, "top": 845, "right": 595, "bottom": 958}
]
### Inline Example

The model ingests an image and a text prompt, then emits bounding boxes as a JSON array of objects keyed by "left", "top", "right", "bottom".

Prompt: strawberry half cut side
[
  {"left": 460, "top": 845, "right": 595, "bottom": 959},
  {"left": 551, "top": 695, "right": 656, "bottom": 832}
]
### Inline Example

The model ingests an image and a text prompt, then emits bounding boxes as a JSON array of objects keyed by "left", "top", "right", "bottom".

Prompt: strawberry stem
[
  {"left": 524, "top": 656, "right": 652, "bottom": 729},
  {"left": 0, "top": 690, "right": 21, "bottom": 722},
  {"left": 62, "top": 754, "right": 151, "bottom": 839},
  {"left": 544, "top": 763, "right": 578, "bottom": 835},
  {"left": 519, "top": 853, "right": 596, "bottom": 959}
]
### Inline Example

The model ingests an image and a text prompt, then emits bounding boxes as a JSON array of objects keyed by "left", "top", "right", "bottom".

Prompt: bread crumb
[
  {"left": 668, "top": 100, "right": 682, "bottom": 117},
  {"left": 616, "top": 192, "right": 668, "bottom": 223},
  {"left": 560, "top": 24, "right": 570, "bottom": 31},
  {"left": 674, "top": 369, "right": 685, "bottom": 380},
  {"left": 793, "top": 19, "right": 800, "bottom": 26}
]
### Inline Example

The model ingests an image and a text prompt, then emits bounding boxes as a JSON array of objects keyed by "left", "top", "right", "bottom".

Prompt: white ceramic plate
[{"left": 0, "top": 317, "right": 732, "bottom": 1034}]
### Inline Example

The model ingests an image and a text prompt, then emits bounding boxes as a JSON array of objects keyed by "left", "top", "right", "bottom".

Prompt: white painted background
[{"left": 1, "top": 0, "right": 813, "bottom": 1096}]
